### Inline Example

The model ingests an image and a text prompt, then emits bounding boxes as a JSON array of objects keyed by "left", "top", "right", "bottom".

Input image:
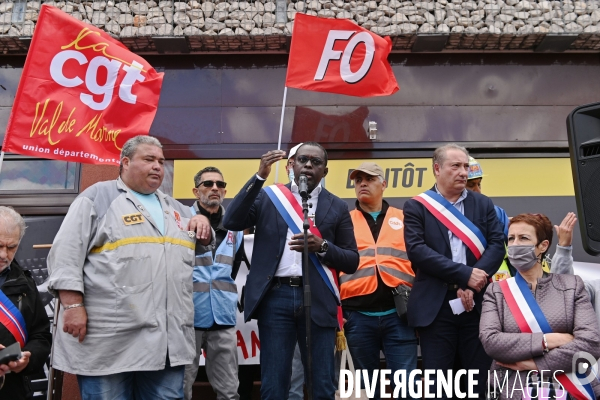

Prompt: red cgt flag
[
  {"left": 285, "top": 13, "right": 399, "bottom": 97},
  {"left": 3, "top": 5, "right": 164, "bottom": 165}
]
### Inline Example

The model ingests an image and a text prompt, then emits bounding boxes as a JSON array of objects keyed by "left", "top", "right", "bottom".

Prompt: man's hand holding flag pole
[{"left": 274, "top": 13, "right": 399, "bottom": 400}]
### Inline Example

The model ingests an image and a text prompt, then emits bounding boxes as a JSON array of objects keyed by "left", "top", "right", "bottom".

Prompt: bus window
[{"left": 0, "top": 158, "right": 77, "bottom": 192}]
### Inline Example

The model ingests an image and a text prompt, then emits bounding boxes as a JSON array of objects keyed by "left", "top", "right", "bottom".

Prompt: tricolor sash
[
  {"left": 264, "top": 184, "right": 343, "bottom": 329},
  {"left": 414, "top": 190, "right": 487, "bottom": 259},
  {"left": 499, "top": 274, "right": 596, "bottom": 400},
  {"left": 0, "top": 289, "right": 27, "bottom": 347}
]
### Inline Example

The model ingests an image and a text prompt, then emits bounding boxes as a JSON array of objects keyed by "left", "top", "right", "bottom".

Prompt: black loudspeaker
[{"left": 567, "top": 103, "right": 600, "bottom": 256}]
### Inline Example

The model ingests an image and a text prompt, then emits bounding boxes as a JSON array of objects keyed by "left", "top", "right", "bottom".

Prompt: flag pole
[
  {"left": 274, "top": 86, "right": 288, "bottom": 183},
  {"left": 0, "top": 151, "right": 5, "bottom": 176}
]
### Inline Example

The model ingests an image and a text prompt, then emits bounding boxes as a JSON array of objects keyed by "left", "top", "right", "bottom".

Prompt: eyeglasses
[
  {"left": 296, "top": 155, "right": 324, "bottom": 167},
  {"left": 197, "top": 180, "right": 227, "bottom": 189}
]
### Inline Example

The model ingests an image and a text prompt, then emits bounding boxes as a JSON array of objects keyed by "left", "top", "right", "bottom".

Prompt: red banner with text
[
  {"left": 3, "top": 5, "right": 164, "bottom": 165},
  {"left": 285, "top": 13, "right": 399, "bottom": 97}
]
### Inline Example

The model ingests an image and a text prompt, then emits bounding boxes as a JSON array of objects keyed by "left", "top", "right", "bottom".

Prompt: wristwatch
[{"left": 320, "top": 239, "right": 329, "bottom": 253}]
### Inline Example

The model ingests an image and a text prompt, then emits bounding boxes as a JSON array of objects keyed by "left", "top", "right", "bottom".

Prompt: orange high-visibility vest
[{"left": 340, "top": 207, "right": 415, "bottom": 300}]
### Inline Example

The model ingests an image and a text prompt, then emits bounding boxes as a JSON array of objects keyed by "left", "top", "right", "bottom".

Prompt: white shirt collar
[
  {"left": 434, "top": 184, "right": 468, "bottom": 204},
  {"left": 291, "top": 179, "right": 322, "bottom": 198}
]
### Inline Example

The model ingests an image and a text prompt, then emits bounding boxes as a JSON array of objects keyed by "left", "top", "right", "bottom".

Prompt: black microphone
[{"left": 298, "top": 174, "right": 309, "bottom": 198}]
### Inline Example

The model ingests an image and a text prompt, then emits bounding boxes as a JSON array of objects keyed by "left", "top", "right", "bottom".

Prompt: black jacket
[
  {"left": 223, "top": 175, "right": 359, "bottom": 327},
  {"left": 0, "top": 261, "right": 51, "bottom": 399},
  {"left": 404, "top": 187, "right": 505, "bottom": 328}
]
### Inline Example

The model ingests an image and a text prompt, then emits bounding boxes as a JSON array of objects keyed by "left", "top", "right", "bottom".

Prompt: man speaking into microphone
[{"left": 224, "top": 142, "right": 359, "bottom": 400}]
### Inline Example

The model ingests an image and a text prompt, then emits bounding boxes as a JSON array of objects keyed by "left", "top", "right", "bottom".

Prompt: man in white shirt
[
  {"left": 223, "top": 142, "right": 359, "bottom": 400},
  {"left": 403, "top": 143, "right": 505, "bottom": 399}
]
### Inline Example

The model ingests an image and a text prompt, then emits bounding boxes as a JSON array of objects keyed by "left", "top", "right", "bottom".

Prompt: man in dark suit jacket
[
  {"left": 403, "top": 144, "right": 505, "bottom": 399},
  {"left": 223, "top": 142, "right": 359, "bottom": 400}
]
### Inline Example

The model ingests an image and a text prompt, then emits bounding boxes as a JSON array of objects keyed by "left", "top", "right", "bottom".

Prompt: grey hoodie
[{"left": 550, "top": 245, "right": 600, "bottom": 324}]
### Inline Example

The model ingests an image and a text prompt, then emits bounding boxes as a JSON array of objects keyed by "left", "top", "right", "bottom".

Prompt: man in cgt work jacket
[{"left": 47, "top": 136, "right": 213, "bottom": 400}]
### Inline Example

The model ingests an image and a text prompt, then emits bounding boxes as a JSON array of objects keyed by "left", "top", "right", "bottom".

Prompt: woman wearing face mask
[{"left": 479, "top": 213, "right": 600, "bottom": 400}]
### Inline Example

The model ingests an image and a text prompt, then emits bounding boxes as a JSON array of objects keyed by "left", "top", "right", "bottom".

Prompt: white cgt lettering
[
  {"left": 80, "top": 56, "right": 122, "bottom": 111},
  {"left": 314, "top": 30, "right": 376, "bottom": 84},
  {"left": 50, "top": 50, "right": 87, "bottom": 87},
  {"left": 119, "top": 61, "right": 146, "bottom": 104},
  {"left": 48, "top": 50, "right": 146, "bottom": 111}
]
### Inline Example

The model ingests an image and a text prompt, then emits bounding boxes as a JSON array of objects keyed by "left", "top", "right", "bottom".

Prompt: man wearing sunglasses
[
  {"left": 184, "top": 167, "right": 244, "bottom": 400},
  {"left": 224, "top": 142, "right": 359, "bottom": 400}
]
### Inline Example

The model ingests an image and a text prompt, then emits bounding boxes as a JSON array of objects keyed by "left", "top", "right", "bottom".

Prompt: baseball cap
[
  {"left": 288, "top": 143, "right": 303, "bottom": 160},
  {"left": 468, "top": 156, "right": 484, "bottom": 180},
  {"left": 349, "top": 162, "right": 385, "bottom": 180}
]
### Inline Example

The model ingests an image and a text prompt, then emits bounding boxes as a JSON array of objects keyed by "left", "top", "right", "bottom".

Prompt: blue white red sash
[
  {"left": 499, "top": 274, "right": 596, "bottom": 400},
  {"left": 413, "top": 190, "right": 487, "bottom": 259},
  {"left": 0, "top": 289, "right": 27, "bottom": 347},
  {"left": 264, "top": 184, "right": 343, "bottom": 329}
]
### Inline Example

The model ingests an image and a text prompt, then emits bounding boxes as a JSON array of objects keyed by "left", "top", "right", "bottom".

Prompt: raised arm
[
  {"left": 550, "top": 246, "right": 574, "bottom": 275},
  {"left": 550, "top": 212, "right": 577, "bottom": 275},
  {"left": 223, "top": 150, "right": 286, "bottom": 232},
  {"left": 222, "top": 175, "right": 264, "bottom": 232}
]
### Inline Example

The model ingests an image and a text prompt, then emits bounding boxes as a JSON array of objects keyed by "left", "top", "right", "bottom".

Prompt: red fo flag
[
  {"left": 285, "top": 13, "right": 398, "bottom": 97},
  {"left": 3, "top": 5, "right": 164, "bottom": 165}
]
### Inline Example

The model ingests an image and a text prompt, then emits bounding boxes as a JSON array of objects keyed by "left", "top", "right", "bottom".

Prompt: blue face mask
[{"left": 288, "top": 169, "right": 295, "bottom": 183}]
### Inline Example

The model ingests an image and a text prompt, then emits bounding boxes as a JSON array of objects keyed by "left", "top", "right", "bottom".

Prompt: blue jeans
[
  {"left": 256, "top": 282, "right": 336, "bottom": 400},
  {"left": 77, "top": 361, "right": 185, "bottom": 400},
  {"left": 343, "top": 310, "right": 418, "bottom": 400},
  {"left": 287, "top": 343, "right": 305, "bottom": 400}
]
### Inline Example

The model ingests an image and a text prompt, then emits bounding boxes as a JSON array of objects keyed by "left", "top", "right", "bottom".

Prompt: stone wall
[{"left": 1, "top": 0, "right": 600, "bottom": 52}]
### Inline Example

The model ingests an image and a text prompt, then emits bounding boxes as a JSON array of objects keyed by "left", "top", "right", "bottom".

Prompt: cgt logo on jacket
[{"left": 122, "top": 213, "right": 144, "bottom": 225}]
